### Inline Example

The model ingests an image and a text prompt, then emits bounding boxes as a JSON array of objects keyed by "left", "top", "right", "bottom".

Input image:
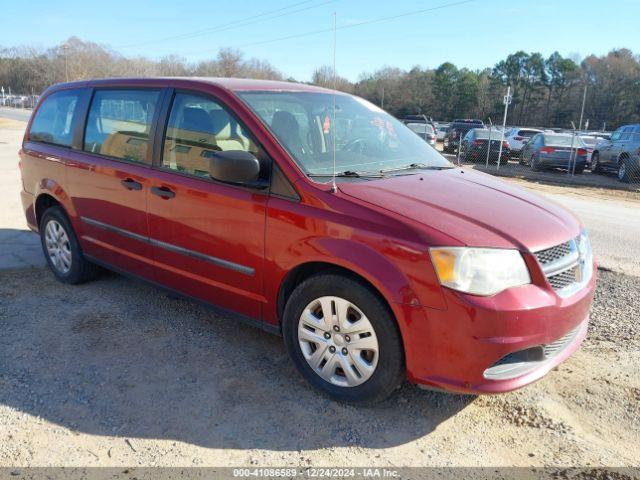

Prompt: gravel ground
[{"left": 0, "top": 266, "right": 638, "bottom": 467}]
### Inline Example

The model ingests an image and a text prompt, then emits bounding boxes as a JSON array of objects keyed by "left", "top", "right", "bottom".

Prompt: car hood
[{"left": 338, "top": 168, "right": 581, "bottom": 251}]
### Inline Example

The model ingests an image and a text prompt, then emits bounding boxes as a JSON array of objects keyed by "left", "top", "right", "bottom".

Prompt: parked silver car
[
  {"left": 435, "top": 123, "right": 450, "bottom": 141},
  {"left": 591, "top": 124, "right": 640, "bottom": 182},
  {"left": 520, "top": 133, "right": 588, "bottom": 173},
  {"left": 406, "top": 122, "right": 437, "bottom": 146}
]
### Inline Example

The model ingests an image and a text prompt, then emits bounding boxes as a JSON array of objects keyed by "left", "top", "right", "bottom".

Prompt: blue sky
[{"left": 2, "top": 0, "right": 638, "bottom": 81}]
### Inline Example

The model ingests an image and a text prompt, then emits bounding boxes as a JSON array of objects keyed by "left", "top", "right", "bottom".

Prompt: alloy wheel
[
  {"left": 44, "top": 219, "right": 72, "bottom": 274},
  {"left": 618, "top": 162, "right": 626, "bottom": 181},
  {"left": 298, "top": 296, "right": 379, "bottom": 387}
]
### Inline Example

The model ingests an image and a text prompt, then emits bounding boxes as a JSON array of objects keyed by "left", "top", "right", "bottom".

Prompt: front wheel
[
  {"left": 618, "top": 159, "right": 632, "bottom": 183},
  {"left": 531, "top": 155, "right": 542, "bottom": 171},
  {"left": 283, "top": 274, "right": 404, "bottom": 404}
]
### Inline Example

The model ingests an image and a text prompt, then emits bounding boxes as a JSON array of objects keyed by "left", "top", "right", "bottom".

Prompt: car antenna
[{"left": 330, "top": 11, "right": 338, "bottom": 193}]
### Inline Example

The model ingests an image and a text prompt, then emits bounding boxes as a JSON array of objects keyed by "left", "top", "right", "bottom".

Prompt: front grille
[
  {"left": 535, "top": 241, "right": 571, "bottom": 265},
  {"left": 547, "top": 266, "right": 577, "bottom": 290},
  {"left": 534, "top": 238, "right": 583, "bottom": 295},
  {"left": 543, "top": 325, "right": 580, "bottom": 358}
]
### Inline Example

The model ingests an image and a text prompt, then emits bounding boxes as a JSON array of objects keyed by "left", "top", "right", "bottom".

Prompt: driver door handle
[
  {"left": 151, "top": 186, "right": 176, "bottom": 199},
  {"left": 120, "top": 178, "right": 142, "bottom": 191}
]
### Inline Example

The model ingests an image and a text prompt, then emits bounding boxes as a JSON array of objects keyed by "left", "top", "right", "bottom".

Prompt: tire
[
  {"left": 530, "top": 155, "right": 542, "bottom": 172},
  {"left": 618, "top": 158, "right": 632, "bottom": 183},
  {"left": 518, "top": 152, "right": 526, "bottom": 165},
  {"left": 282, "top": 273, "right": 404, "bottom": 404},
  {"left": 575, "top": 166, "right": 585, "bottom": 174},
  {"left": 39, "top": 206, "right": 99, "bottom": 284},
  {"left": 591, "top": 152, "right": 602, "bottom": 173}
]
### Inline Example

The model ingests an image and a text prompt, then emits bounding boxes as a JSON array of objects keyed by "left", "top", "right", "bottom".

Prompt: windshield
[
  {"left": 544, "top": 135, "right": 586, "bottom": 147},
  {"left": 238, "top": 91, "right": 450, "bottom": 175},
  {"left": 406, "top": 123, "right": 435, "bottom": 135}
]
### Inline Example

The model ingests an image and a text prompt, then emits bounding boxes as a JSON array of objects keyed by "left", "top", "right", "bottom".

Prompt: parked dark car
[
  {"left": 20, "top": 78, "right": 595, "bottom": 403},
  {"left": 460, "top": 128, "right": 510, "bottom": 163},
  {"left": 443, "top": 119, "right": 485, "bottom": 153},
  {"left": 591, "top": 124, "right": 640, "bottom": 182},
  {"left": 520, "top": 133, "right": 588, "bottom": 173}
]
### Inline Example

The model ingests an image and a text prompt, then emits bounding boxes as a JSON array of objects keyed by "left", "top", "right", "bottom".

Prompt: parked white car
[{"left": 505, "top": 128, "right": 543, "bottom": 158}]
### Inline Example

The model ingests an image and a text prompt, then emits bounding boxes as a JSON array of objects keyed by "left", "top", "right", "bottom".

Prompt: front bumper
[{"left": 402, "top": 262, "right": 596, "bottom": 394}]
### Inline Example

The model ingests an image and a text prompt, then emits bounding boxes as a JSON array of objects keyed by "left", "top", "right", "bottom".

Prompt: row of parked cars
[
  {"left": 0, "top": 94, "right": 39, "bottom": 108},
  {"left": 402, "top": 116, "right": 640, "bottom": 183}
]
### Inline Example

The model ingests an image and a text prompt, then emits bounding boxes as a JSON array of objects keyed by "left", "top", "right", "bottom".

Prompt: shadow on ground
[
  {"left": 0, "top": 228, "right": 45, "bottom": 270},
  {"left": 0, "top": 267, "right": 473, "bottom": 451}
]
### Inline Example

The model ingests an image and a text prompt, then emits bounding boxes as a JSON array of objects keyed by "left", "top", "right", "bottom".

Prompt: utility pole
[
  {"left": 485, "top": 117, "right": 493, "bottom": 168},
  {"left": 496, "top": 86, "right": 511, "bottom": 170},
  {"left": 578, "top": 83, "right": 587, "bottom": 132}
]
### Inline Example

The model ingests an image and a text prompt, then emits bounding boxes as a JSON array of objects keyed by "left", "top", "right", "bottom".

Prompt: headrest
[
  {"left": 180, "top": 107, "right": 213, "bottom": 134},
  {"left": 271, "top": 110, "right": 300, "bottom": 136},
  {"left": 209, "top": 109, "right": 232, "bottom": 140}
]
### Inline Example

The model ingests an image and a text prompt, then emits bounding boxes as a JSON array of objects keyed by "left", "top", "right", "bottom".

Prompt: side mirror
[{"left": 208, "top": 150, "right": 262, "bottom": 187}]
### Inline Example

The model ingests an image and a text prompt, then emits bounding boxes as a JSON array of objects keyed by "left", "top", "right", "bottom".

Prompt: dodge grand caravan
[{"left": 19, "top": 78, "right": 596, "bottom": 403}]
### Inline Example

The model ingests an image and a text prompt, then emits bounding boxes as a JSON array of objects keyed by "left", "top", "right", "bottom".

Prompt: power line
[
  {"left": 177, "top": 0, "right": 476, "bottom": 57},
  {"left": 118, "top": 0, "right": 331, "bottom": 49}
]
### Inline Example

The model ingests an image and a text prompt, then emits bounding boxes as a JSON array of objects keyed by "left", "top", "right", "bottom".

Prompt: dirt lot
[
  {"left": 0, "top": 120, "right": 639, "bottom": 469},
  {"left": 0, "top": 267, "right": 639, "bottom": 467}
]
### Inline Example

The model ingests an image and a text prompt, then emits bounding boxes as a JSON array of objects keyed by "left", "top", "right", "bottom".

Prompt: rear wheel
[
  {"left": 40, "top": 206, "right": 99, "bottom": 284},
  {"left": 283, "top": 274, "right": 404, "bottom": 404},
  {"left": 591, "top": 152, "right": 602, "bottom": 173}
]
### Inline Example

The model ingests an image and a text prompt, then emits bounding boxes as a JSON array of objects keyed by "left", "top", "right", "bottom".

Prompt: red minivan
[{"left": 19, "top": 78, "right": 596, "bottom": 403}]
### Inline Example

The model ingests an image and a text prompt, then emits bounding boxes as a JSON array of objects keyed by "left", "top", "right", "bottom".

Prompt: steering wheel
[{"left": 342, "top": 138, "right": 367, "bottom": 155}]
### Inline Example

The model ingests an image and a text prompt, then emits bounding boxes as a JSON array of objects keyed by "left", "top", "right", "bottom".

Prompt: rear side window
[
  {"left": 29, "top": 90, "right": 80, "bottom": 147},
  {"left": 83, "top": 89, "right": 160, "bottom": 164},
  {"left": 518, "top": 129, "right": 540, "bottom": 137}
]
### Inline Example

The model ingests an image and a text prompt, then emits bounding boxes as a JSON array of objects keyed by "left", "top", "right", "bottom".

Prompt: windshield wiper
[
  {"left": 308, "top": 170, "right": 385, "bottom": 178},
  {"left": 380, "top": 163, "right": 454, "bottom": 173}
]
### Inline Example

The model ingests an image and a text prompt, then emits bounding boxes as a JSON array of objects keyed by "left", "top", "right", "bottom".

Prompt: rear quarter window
[{"left": 29, "top": 90, "right": 81, "bottom": 147}]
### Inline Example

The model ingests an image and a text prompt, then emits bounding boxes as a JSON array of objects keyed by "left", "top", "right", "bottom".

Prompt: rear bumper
[
  {"left": 20, "top": 190, "right": 38, "bottom": 231},
  {"left": 539, "top": 156, "right": 587, "bottom": 168},
  {"left": 402, "top": 263, "right": 596, "bottom": 394}
]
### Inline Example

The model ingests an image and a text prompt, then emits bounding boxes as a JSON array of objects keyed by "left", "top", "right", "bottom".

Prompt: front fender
[{"left": 265, "top": 234, "right": 446, "bottom": 320}]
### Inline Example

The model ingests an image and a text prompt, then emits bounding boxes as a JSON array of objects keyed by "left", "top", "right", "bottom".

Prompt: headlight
[
  {"left": 429, "top": 247, "right": 531, "bottom": 296},
  {"left": 577, "top": 229, "right": 593, "bottom": 281},
  {"left": 577, "top": 230, "right": 592, "bottom": 260}
]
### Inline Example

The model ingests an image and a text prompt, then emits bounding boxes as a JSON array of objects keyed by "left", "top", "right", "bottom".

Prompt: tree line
[{"left": 1, "top": 37, "right": 639, "bottom": 130}]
